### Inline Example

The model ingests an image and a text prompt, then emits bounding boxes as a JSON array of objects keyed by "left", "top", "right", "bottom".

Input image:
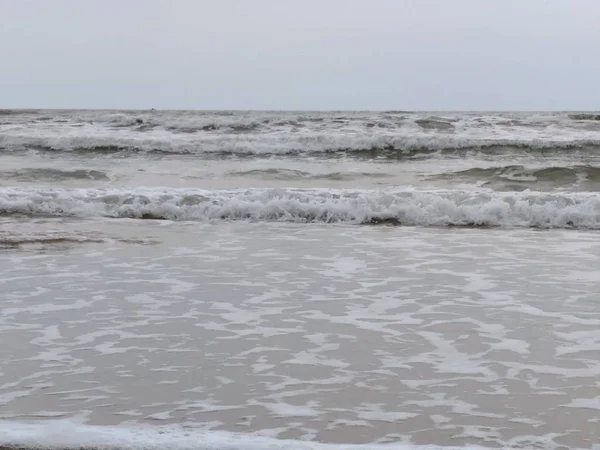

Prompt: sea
[{"left": 1, "top": 110, "right": 600, "bottom": 450}]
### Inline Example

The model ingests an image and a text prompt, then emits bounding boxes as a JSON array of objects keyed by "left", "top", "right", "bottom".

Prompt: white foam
[
  {"left": 1, "top": 186, "right": 599, "bottom": 229},
  {"left": 0, "top": 420, "right": 499, "bottom": 450}
]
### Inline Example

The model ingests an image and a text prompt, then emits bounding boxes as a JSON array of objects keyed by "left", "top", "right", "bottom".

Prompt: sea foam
[{"left": 0, "top": 420, "right": 497, "bottom": 450}]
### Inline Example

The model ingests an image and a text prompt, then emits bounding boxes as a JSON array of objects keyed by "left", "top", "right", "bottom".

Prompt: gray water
[{"left": 1, "top": 111, "right": 600, "bottom": 450}]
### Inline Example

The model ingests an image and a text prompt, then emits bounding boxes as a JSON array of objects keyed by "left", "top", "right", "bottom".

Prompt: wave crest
[
  {"left": 4, "top": 134, "right": 600, "bottom": 158},
  {"left": 1, "top": 187, "right": 599, "bottom": 229}
]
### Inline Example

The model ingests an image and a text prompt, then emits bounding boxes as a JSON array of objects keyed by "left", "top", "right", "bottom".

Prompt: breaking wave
[{"left": 1, "top": 186, "right": 599, "bottom": 229}]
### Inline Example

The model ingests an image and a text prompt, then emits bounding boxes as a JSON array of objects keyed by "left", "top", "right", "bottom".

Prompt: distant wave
[
  {"left": 3, "top": 110, "right": 600, "bottom": 159},
  {"left": 1, "top": 186, "right": 599, "bottom": 229},
  {"left": 3, "top": 136, "right": 600, "bottom": 158},
  {"left": 569, "top": 113, "right": 600, "bottom": 121},
  {"left": 0, "top": 109, "right": 41, "bottom": 116}
]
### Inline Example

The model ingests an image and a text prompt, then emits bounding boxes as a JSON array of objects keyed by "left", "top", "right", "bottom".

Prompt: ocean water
[{"left": 1, "top": 110, "right": 600, "bottom": 450}]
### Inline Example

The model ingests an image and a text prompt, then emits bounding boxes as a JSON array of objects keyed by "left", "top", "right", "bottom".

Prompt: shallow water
[{"left": 1, "top": 220, "right": 600, "bottom": 449}]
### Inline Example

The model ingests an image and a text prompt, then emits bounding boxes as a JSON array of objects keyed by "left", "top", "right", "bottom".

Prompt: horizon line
[{"left": 2, "top": 107, "right": 600, "bottom": 113}]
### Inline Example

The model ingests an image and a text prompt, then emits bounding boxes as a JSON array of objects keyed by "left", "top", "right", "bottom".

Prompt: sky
[{"left": 1, "top": 0, "right": 599, "bottom": 110}]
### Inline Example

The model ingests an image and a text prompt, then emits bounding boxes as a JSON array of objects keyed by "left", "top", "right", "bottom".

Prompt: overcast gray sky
[{"left": 1, "top": 0, "right": 599, "bottom": 110}]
